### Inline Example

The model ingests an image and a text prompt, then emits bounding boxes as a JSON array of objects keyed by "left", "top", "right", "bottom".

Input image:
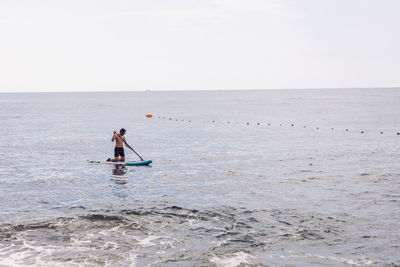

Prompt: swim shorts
[{"left": 114, "top": 147, "right": 125, "bottom": 157}]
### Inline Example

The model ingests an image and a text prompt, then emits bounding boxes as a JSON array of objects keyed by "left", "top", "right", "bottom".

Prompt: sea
[{"left": 0, "top": 88, "right": 399, "bottom": 266}]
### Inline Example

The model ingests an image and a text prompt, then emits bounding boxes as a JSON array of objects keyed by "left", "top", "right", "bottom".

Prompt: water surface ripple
[{"left": 0, "top": 89, "right": 399, "bottom": 266}]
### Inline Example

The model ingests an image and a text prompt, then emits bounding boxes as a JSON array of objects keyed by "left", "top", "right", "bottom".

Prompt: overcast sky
[{"left": 0, "top": 0, "right": 399, "bottom": 92}]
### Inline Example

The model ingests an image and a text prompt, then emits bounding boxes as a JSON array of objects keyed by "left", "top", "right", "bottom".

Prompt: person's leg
[
  {"left": 111, "top": 147, "right": 119, "bottom": 162},
  {"left": 119, "top": 148, "right": 125, "bottom": 162}
]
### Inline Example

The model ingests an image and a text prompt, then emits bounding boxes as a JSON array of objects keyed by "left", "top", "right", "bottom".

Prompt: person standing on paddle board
[{"left": 108, "top": 128, "right": 127, "bottom": 162}]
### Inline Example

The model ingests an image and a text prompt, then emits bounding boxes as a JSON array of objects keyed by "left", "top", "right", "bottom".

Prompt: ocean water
[{"left": 0, "top": 88, "right": 399, "bottom": 266}]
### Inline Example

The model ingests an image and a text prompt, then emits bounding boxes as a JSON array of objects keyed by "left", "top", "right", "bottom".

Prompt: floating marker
[
  {"left": 160, "top": 116, "right": 398, "bottom": 136},
  {"left": 146, "top": 113, "right": 153, "bottom": 118}
]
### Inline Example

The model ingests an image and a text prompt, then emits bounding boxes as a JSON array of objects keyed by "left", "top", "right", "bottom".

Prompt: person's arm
[
  {"left": 111, "top": 131, "right": 116, "bottom": 142},
  {"left": 123, "top": 137, "right": 134, "bottom": 151}
]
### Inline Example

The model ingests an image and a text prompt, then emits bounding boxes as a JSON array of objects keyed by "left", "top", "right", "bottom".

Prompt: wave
[{"left": 0, "top": 206, "right": 391, "bottom": 266}]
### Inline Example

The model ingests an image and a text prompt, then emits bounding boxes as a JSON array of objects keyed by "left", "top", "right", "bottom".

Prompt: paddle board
[{"left": 88, "top": 160, "right": 152, "bottom": 166}]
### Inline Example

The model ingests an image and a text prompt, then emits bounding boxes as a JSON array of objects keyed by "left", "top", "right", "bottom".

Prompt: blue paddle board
[{"left": 88, "top": 160, "right": 152, "bottom": 166}]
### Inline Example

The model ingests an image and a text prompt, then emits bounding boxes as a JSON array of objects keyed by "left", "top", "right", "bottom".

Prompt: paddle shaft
[{"left": 114, "top": 132, "right": 144, "bottom": 161}]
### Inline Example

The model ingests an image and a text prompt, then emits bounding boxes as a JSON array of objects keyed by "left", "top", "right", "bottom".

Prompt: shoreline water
[{"left": 0, "top": 88, "right": 399, "bottom": 265}]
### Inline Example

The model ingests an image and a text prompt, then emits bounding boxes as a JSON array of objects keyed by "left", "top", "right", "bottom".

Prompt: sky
[{"left": 0, "top": 0, "right": 399, "bottom": 92}]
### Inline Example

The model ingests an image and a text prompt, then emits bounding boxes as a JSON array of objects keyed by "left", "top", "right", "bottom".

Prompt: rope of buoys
[{"left": 156, "top": 115, "right": 399, "bottom": 135}]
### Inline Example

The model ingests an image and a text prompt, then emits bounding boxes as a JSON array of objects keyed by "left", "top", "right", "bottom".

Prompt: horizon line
[{"left": 1, "top": 86, "right": 400, "bottom": 94}]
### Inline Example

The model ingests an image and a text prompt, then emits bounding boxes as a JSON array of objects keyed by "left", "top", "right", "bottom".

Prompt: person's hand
[{"left": 113, "top": 131, "right": 117, "bottom": 135}]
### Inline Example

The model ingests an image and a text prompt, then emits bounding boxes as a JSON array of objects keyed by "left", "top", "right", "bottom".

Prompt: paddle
[{"left": 114, "top": 131, "right": 144, "bottom": 161}]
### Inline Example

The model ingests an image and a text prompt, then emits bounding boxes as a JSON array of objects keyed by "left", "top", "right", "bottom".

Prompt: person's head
[{"left": 120, "top": 128, "right": 126, "bottom": 135}]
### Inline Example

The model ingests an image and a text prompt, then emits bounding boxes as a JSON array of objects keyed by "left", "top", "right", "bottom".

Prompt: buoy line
[{"left": 153, "top": 114, "right": 399, "bottom": 136}]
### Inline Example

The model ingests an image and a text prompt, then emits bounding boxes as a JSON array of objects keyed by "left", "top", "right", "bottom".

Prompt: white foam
[
  {"left": 134, "top": 235, "right": 161, "bottom": 247},
  {"left": 279, "top": 251, "right": 374, "bottom": 266},
  {"left": 126, "top": 252, "right": 137, "bottom": 266},
  {"left": 210, "top": 251, "right": 253, "bottom": 266}
]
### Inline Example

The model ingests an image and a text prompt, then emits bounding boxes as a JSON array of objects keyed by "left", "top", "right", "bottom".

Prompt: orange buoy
[{"left": 146, "top": 113, "right": 153, "bottom": 118}]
